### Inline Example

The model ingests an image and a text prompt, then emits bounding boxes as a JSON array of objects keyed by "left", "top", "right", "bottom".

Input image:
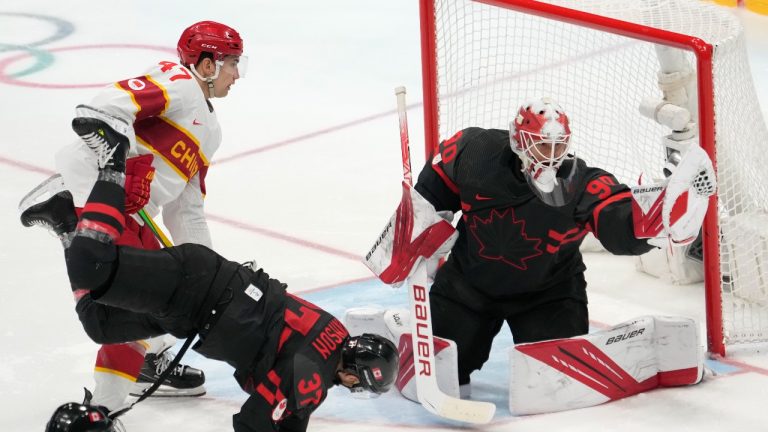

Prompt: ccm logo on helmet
[
  {"left": 201, "top": 43, "right": 218, "bottom": 49},
  {"left": 606, "top": 328, "right": 645, "bottom": 345}
]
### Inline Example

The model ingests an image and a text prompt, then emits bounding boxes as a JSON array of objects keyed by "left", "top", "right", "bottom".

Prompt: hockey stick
[
  {"left": 136, "top": 209, "right": 172, "bottom": 247},
  {"left": 395, "top": 87, "right": 496, "bottom": 424}
]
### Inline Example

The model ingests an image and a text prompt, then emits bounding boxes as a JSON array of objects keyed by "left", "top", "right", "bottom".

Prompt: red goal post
[{"left": 419, "top": 0, "right": 768, "bottom": 356}]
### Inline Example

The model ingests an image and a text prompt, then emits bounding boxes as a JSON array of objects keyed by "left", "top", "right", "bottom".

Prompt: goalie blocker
[{"left": 363, "top": 182, "right": 457, "bottom": 285}]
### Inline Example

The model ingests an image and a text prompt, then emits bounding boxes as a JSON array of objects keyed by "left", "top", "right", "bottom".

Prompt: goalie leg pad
[
  {"left": 343, "top": 307, "right": 392, "bottom": 339},
  {"left": 344, "top": 307, "right": 461, "bottom": 403},
  {"left": 654, "top": 316, "right": 703, "bottom": 386},
  {"left": 509, "top": 316, "right": 701, "bottom": 415},
  {"left": 396, "top": 332, "right": 460, "bottom": 403}
]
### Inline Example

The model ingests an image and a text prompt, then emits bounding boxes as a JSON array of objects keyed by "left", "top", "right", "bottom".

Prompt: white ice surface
[{"left": 1, "top": 2, "right": 767, "bottom": 431}]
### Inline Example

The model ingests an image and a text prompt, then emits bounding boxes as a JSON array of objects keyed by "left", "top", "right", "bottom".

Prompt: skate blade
[
  {"left": 18, "top": 174, "right": 66, "bottom": 213},
  {"left": 129, "top": 384, "right": 206, "bottom": 398}
]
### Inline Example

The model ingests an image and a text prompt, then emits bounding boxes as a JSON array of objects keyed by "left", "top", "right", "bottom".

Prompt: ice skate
[
  {"left": 71, "top": 105, "right": 131, "bottom": 172},
  {"left": 130, "top": 346, "right": 206, "bottom": 397},
  {"left": 19, "top": 174, "right": 77, "bottom": 237}
]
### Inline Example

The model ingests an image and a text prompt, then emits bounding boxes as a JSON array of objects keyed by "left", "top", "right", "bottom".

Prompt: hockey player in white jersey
[{"left": 19, "top": 20, "right": 247, "bottom": 413}]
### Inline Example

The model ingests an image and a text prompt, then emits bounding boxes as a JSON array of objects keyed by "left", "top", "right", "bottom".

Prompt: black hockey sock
[{"left": 77, "top": 172, "right": 126, "bottom": 243}]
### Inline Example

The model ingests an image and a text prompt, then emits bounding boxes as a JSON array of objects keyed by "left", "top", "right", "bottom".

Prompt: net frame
[{"left": 419, "top": 0, "right": 768, "bottom": 356}]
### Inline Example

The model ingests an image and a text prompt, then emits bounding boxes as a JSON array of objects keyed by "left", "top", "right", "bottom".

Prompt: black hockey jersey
[
  {"left": 187, "top": 261, "right": 348, "bottom": 432},
  {"left": 232, "top": 293, "right": 349, "bottom": 432},
  {"left": 79, "top": 244, "right": 348, "bottom": 432},
  {"left": 415, "top": 127, "right": 653, "bottom": 299}
]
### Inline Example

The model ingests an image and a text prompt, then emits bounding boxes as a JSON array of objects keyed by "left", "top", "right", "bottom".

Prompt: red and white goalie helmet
[
  {"left": 178, "top": 21, "right": 244, "bottom": 65},
  {"left": 510, "top": 97, "right": 580, "bottom": 206}
]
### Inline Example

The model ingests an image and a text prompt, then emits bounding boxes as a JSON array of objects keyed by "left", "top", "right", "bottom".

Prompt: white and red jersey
[{"left": 56, "top": 60, "right": 222, "bottom": 247}]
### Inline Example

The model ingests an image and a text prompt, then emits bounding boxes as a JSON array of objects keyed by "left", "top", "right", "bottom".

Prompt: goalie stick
[{"left": 394, "top": 86, "right": 496, "bottom": 424}]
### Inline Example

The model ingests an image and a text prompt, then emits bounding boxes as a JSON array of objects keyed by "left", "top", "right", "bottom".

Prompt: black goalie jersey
[{"left": 414, "top": 127, "right": 653, "bottom": 300}]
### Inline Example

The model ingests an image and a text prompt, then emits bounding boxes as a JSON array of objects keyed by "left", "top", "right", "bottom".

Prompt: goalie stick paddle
[{"left": 394, "top": 86, "right": 495, "bottom": 424}]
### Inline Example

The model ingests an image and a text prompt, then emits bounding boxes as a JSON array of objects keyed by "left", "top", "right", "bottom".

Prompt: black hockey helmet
[
  {"left": 45, "top": 403, "right": 115, "bottom": 432},
  {"left": 45, "top": 389, "right": 118, "bottom": 432},
  {"left": 341, "top": 333, "right": 399, "bottom": 395}
]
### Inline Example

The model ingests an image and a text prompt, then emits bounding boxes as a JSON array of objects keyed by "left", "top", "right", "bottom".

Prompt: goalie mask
[
  {"left": 341, "top": 334, "right": 399, "bottom": 397},
  {"left": 510, "top": 97, "right": 580, "bottom": 207}
]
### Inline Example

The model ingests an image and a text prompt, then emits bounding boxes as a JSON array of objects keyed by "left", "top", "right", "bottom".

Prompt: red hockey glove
[{"left": 124, "top": 154, "right": 155, "bottom": 214}]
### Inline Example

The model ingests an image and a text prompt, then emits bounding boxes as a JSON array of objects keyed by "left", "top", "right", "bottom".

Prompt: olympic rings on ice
[
  {"left": 0, "top": 13, "right": 174, "bottom": 88},
  {"left": 0, "top": 12, "right": 74, "bottom": 50},
  {"left": 0, "top": 44, "right": 176, "bottom": 88},
  {"left": 0, "top": 12, "right": 73, "bottom": 77}
]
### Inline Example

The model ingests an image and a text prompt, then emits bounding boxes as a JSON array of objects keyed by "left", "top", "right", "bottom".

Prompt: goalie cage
[{"left": 419, "top": 0, "right": 768, "bottom": 356}]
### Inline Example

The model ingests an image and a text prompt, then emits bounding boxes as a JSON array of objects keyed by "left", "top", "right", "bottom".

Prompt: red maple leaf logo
[{"left": 468, "top": 208, "right": 542, "bottom": 270}]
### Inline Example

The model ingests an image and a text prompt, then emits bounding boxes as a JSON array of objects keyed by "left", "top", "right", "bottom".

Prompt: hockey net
[{"left": 419, "top": 0, "right": 768, "bottom": 355}]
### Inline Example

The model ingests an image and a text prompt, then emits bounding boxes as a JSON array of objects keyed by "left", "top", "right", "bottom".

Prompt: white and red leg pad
[
  {"left": 343, "top": 307, "right": 460, "bottom": 402},
  {"left": 396, "top": 331, "right": 460, "bottom": 402},
  {"left": 509, "top": 315, "right": 702, "bottom": 415}
]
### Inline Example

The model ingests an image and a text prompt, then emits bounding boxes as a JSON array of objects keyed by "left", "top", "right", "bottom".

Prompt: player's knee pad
[{"left": 66, "top": 236, "right": 118, "bottom": 291}]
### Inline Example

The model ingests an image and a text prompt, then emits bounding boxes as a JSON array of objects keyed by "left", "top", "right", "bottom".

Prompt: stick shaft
[
  {"left": 137, "top": 209, "right": 173, "bottom": 247},
  {"left": 392, "top": 86, "right": 495, "bottom": 424},
  {"left": 395, "top": 86, "right": 414, "bottom": 187}
]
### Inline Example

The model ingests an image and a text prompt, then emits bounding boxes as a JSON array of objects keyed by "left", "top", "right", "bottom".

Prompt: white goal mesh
[{"left": 424, "top": 0, "right": 768, "bottom": 352}]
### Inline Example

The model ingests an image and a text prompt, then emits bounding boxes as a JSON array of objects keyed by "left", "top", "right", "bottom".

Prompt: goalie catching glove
[
  {"left": 364, "top": 182, "right": 457, "bottom": 286},
  {"left": 631, "top": 145, "right": 716, "bottom": 246}
]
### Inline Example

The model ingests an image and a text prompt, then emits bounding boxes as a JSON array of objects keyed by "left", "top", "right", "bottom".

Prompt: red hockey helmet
[{"left": 177, "top": 21, "right": 243, "bottom": 66}]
